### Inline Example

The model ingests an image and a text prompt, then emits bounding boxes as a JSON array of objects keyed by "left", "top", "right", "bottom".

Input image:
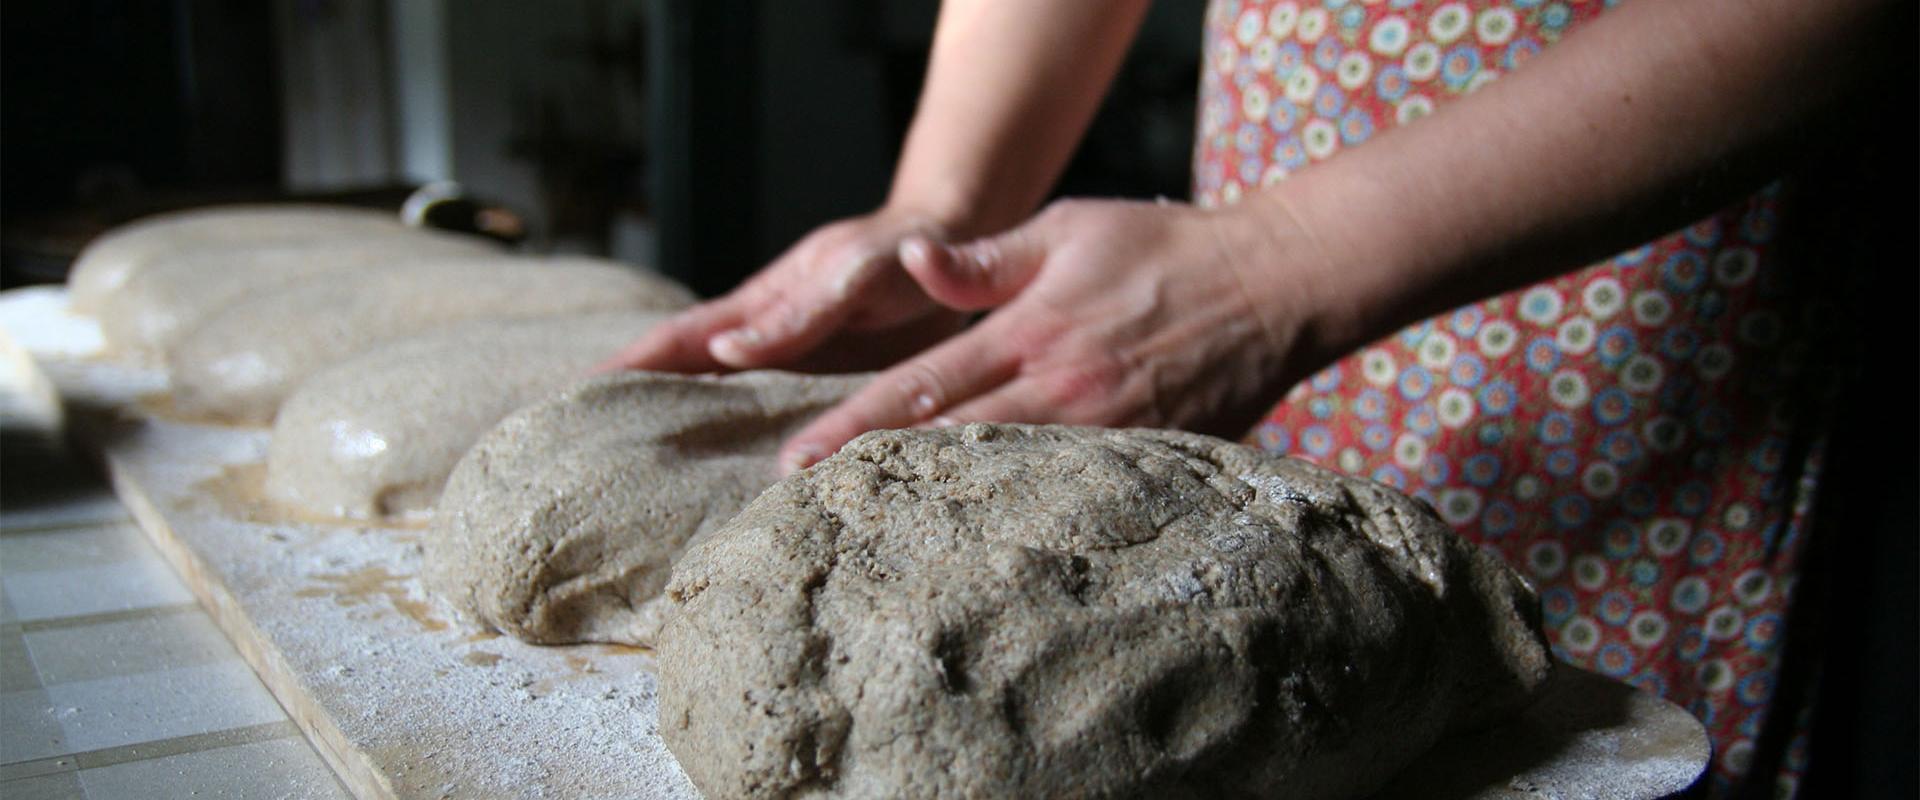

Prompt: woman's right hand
[{"left": 597, "top": 206, "right": 973, "bottom": 374}]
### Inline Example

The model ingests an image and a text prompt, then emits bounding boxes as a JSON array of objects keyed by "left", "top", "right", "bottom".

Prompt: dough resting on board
[
  {"left": 425, "top": 371, "right": 869, "bottom": 647},
  {"left": 98, "top": 234, "right": 501, "bottom": 360},
  {"left": 263, "top": 312, "right": 672, "bottom": 520},
  {"left": 165, "top": 257, "right": 696, "bottom": 424},
  {"left": 68, "top": 204, "right": 409, "bottom": 313},
  {"left": 656, "top": 424, "right": 1553, "bottom": 800}
]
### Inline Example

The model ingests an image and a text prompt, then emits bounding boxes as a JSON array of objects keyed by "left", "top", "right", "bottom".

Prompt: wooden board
[
  {"left": 0, "top": 286, "right": 1707, "bottom": 799},
  {"left": 2, "top": 287, "right": 700, "bottom": 799}
]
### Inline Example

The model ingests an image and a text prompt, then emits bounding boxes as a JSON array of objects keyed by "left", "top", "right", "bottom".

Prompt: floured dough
[
  {"left": 264, "top": 312, "right": 673, "bottom": 519},
  {"left": 165, "top": 257, "right": 696, "bottom": 423},
  {"left": 425, "top": 371, "right": 869, "bottom": 647},
  {"left": 657, "top": 424, "right": 1552, "bottom": 800},
  {"left": 69, "top": 204, "right": 408, "bottom": 313},
  {"left": 98, "top": 234, "right": 500, "bottom": 360}
]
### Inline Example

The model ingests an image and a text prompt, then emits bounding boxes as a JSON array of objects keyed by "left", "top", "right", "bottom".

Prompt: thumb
[{"left": 899, "top": 225, "right": 1048, "bottom": 311}]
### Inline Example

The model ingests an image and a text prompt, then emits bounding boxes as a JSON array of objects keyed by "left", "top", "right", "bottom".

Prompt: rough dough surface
[
  {"left": 98, "top": 234, "right": 500, "bottom": 360},
  {"left": 657, "top": 424, "right": 1553, "bottom": 800},
  {"left": 68, "top": 204, "right": 407, "bottom": 313},
  {"left": 263, "top": 312, "right": 671, "bottom": 519},
  {"left": 165, "top": 257, "right": 696, "bottom": 423},
  {"left": 426, "top": 371, "right": 869, "bottom": 647}
]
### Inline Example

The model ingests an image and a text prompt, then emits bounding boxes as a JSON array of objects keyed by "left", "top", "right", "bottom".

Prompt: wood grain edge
[{"left": 99, "top": 451, "right": 400, "bottom": 800}]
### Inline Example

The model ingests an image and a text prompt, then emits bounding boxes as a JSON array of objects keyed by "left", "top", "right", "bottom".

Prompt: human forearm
[
  {"left": 1226, "top": 0, "right": 1891, "bottom": 363},
  {"left": 887, "top": 0, "right": 1153, "bottom": 237}
]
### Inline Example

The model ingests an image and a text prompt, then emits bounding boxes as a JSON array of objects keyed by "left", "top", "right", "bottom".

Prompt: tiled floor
[{"left": 2, "top": 387, "right": 349, "bottom": 797}]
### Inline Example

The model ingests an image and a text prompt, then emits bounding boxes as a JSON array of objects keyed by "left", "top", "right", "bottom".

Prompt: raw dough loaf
[
  {"left": 69, "top": 204, "right": 408, "bottom": 313},
  {"left": 98, "top": 235, "right": 500, "bottom": 360},
  {"left": 426, "top": 370, "right": 869, "bottom": 647},
  {"left": 263, "top": 312, "right": 672, "bottom": 520},
  {"left": 657, "top": 424, "right": 1553, "bottom": 800},
  {"left": 165, "top": 257, "right": 696, "bottom": 424}
]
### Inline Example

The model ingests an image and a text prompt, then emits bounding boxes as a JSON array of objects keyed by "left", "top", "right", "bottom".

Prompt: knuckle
[
  {"left": 1002, "top": 317, "right": 1067, "bottom": 359},
  {"left": 1037, "top": 197, "right": 1108, "bottom": 228},
  {"left": 1033, "top": 356, "right": 1128, "bottom": 409},
  {"left": 1038, "top": 198, "right": 1083, "bottom": 222},
  {"left": 889, "top": 360, "right": 953, "bottom": 419}
]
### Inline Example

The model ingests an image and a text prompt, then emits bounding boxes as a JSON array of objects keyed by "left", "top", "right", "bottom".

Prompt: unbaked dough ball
[
  {"left": 426, "top": 370, "right": 869, "bottom": 647},
  {"left": 165, "top": 257, "right": 696, "bottom": 424},
  {"left": 69, "top": 204, "right": 408, "bottom": 313},
  {"left": 98, "top": 234, "right": 500, "bottom": 360},
  {"left": 263, "top": 312, "right": 671, "bottom": 520},
  {"left": 657, "top": 424, "right": 1552, "bottom": 800}
]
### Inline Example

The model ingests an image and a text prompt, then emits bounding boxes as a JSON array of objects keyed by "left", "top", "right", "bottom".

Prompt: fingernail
[
  {"left": 708, "top": 328, "right": 761, "bottom": 364},
  {"left": 780, "top": 444, "right": 825, "bottom": 475},
  {"left": 898, "top": 237, "right": 932, "bottom": 266},
  {"left": 911, "top": 393, "right": 938, "bottom": 418},
  {"left": 928, "top": 415, "right": 959, "bottom": 428}
]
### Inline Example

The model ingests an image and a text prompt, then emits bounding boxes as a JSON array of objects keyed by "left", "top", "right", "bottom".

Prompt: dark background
[
  {"left": 0, "top": 1, "right": 1911, "bottom": 796},
  {"left": 0, "top": 0, "right": 1202, "bottom": 297}
]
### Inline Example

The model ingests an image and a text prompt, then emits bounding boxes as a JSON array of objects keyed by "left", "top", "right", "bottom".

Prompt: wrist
[
  {"left": 1208, "top": 187, "right": 1364, "bottom": 377},
  {"left": 885, "top": 163, "right": 1046, "bottom": 242},
  {"left": 1232, "top": 162, "right": 1437, "bottom": 369}
]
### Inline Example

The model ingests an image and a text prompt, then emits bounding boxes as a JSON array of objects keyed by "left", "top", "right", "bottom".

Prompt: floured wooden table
[
  {"left": 2, "top": 287, "right": 700, "bottom": 799},
  {"left": 0, "top": 286, "right": 1708, "bottom": 799}
]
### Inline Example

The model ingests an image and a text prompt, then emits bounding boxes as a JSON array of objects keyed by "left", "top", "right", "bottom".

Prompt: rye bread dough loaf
[
  {"left": 426, "top": 371, "right": 869, "bottom": 647},
  {"left": 165, "top": 257, "right": 696, "bottom": 424},
  {"left": 263, "top": 312, "right": 671, "bottom": 520},
  {"left": 69, "top": 204, "right": 408, "bottom": 313},
  {"left": 657, "top": 424, "right": 1552, "bottom": 800},
  {"left": 98, "top": 235, "right": 500, "bottom": 360}
]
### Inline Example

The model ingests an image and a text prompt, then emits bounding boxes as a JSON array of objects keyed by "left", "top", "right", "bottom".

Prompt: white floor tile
[
  {"left": 26, "top": 611, "right": 235, "bottom": 686},
  {"left": 0, "top": 769, "right": 86, "bottom": 800},
  {"left": 1, "top": 559, "right": 193, "bottom": 622},
  {"left": 80, "top": 737, "right": 347, "bottom": 800},
  {"left": 0, "top": 523, "right": 152, "bottom": 575},
  {"left": 0, "top": 688, "right": 68, "bottom": 765},
  {"left": 44, "top": 661, "right": 286, "bottom": 753},
  {"left": 0, "top": 492, "right": 130, "bottom": 534}
]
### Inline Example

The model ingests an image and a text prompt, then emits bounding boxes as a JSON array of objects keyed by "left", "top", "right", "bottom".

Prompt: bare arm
[
  {"left": 890, "top": 0, "right": 1154, "bottom": 233},
  {"left": 777, "top": 0, "right": 1897, "bottom": 470},
  {"left": 600, "top": 0, "right": 1151, "bottom": 373},
  {"left": 1232, "top": 0, "right": 1893, "bottom": 366}
]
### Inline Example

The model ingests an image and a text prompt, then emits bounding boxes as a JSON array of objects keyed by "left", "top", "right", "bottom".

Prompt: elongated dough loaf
[
  {"left": 165, "top": 257, "right": 696, "bottom": 424},
  {"left": 98, "top": 235, "right": 500, "bottom": 360},
  {"left": 657, "top": 424, "right": 1552, "bottom": 800},
  {"left": 264, "top": 312, "right": 671, "bottom": 520},
  {"left": 425, "top": 371, "right": 869, "bottom": 647},
  {"left": 69, "top": 204, "right": 409, "bottom": 313}
]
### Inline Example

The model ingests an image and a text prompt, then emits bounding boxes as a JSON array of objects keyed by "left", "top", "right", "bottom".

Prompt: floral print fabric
[{"left": 1194, "top": 1, "right": 1830, "bottom": 794}]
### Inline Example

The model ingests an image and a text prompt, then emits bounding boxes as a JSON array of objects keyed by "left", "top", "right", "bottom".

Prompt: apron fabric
[{"left": 1193, "top": 1, "right": 1837, "bottom": 794}]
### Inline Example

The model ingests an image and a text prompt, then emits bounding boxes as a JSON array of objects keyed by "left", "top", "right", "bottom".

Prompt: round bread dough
[
  {"left": 263, "top": 312, "right": 672, "bottom": 520},
  {"left": 98, "top": 233, "right": 500, "bottom": 360},
  {"left": 69, "top": 204, "right": 408, "bottom": 313},
  {"left": 425, "top": 370, "right": 870, "bottom": 647},
  {"left": 656, "top": 424, "right": 1553, "bottom": 800},
  {"left": 165, "top": 257, "right": 696, "bottom": 424}
]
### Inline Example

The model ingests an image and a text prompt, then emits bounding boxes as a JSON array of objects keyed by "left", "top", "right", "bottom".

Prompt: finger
[
  {"left": 591, "top": 298, "right": 747, "bottom": 374},
  {"left": 899, "top": 225, "right": 1048, "bottom": 311},
  {"left": 706, "top": 250, "right": 890, "bottom": 369},
  {"left": 922, "top": 376, "right": 1070, "bottom": 429},
  {"left": 777, "top": 323, "right": 1022, "bottom": 473}
]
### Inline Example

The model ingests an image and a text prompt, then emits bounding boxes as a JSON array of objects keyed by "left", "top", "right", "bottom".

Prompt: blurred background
[{"left": 0, "top": 0, "right": 1202, "bottom": 297}]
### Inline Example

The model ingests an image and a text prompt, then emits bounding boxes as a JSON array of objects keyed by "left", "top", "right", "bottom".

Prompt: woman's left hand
[{"left": 778, "top": 196, "right": 1333, "bottom": 473}]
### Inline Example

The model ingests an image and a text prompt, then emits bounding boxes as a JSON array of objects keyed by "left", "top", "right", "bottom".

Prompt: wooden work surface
[
  {"left": 0, "top": 285, "right": 1707, "bottom": 800},
  {"left": 1, "top": 287, "right": 700, "bottom": 799}
]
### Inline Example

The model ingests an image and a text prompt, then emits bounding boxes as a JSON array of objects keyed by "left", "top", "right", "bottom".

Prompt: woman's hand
[
  {"left": 777, "top": 197, "right": 1335, "bottom": 472},
  {"left": 597, "top": 207, "right": 971, "bottom": 374}
]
